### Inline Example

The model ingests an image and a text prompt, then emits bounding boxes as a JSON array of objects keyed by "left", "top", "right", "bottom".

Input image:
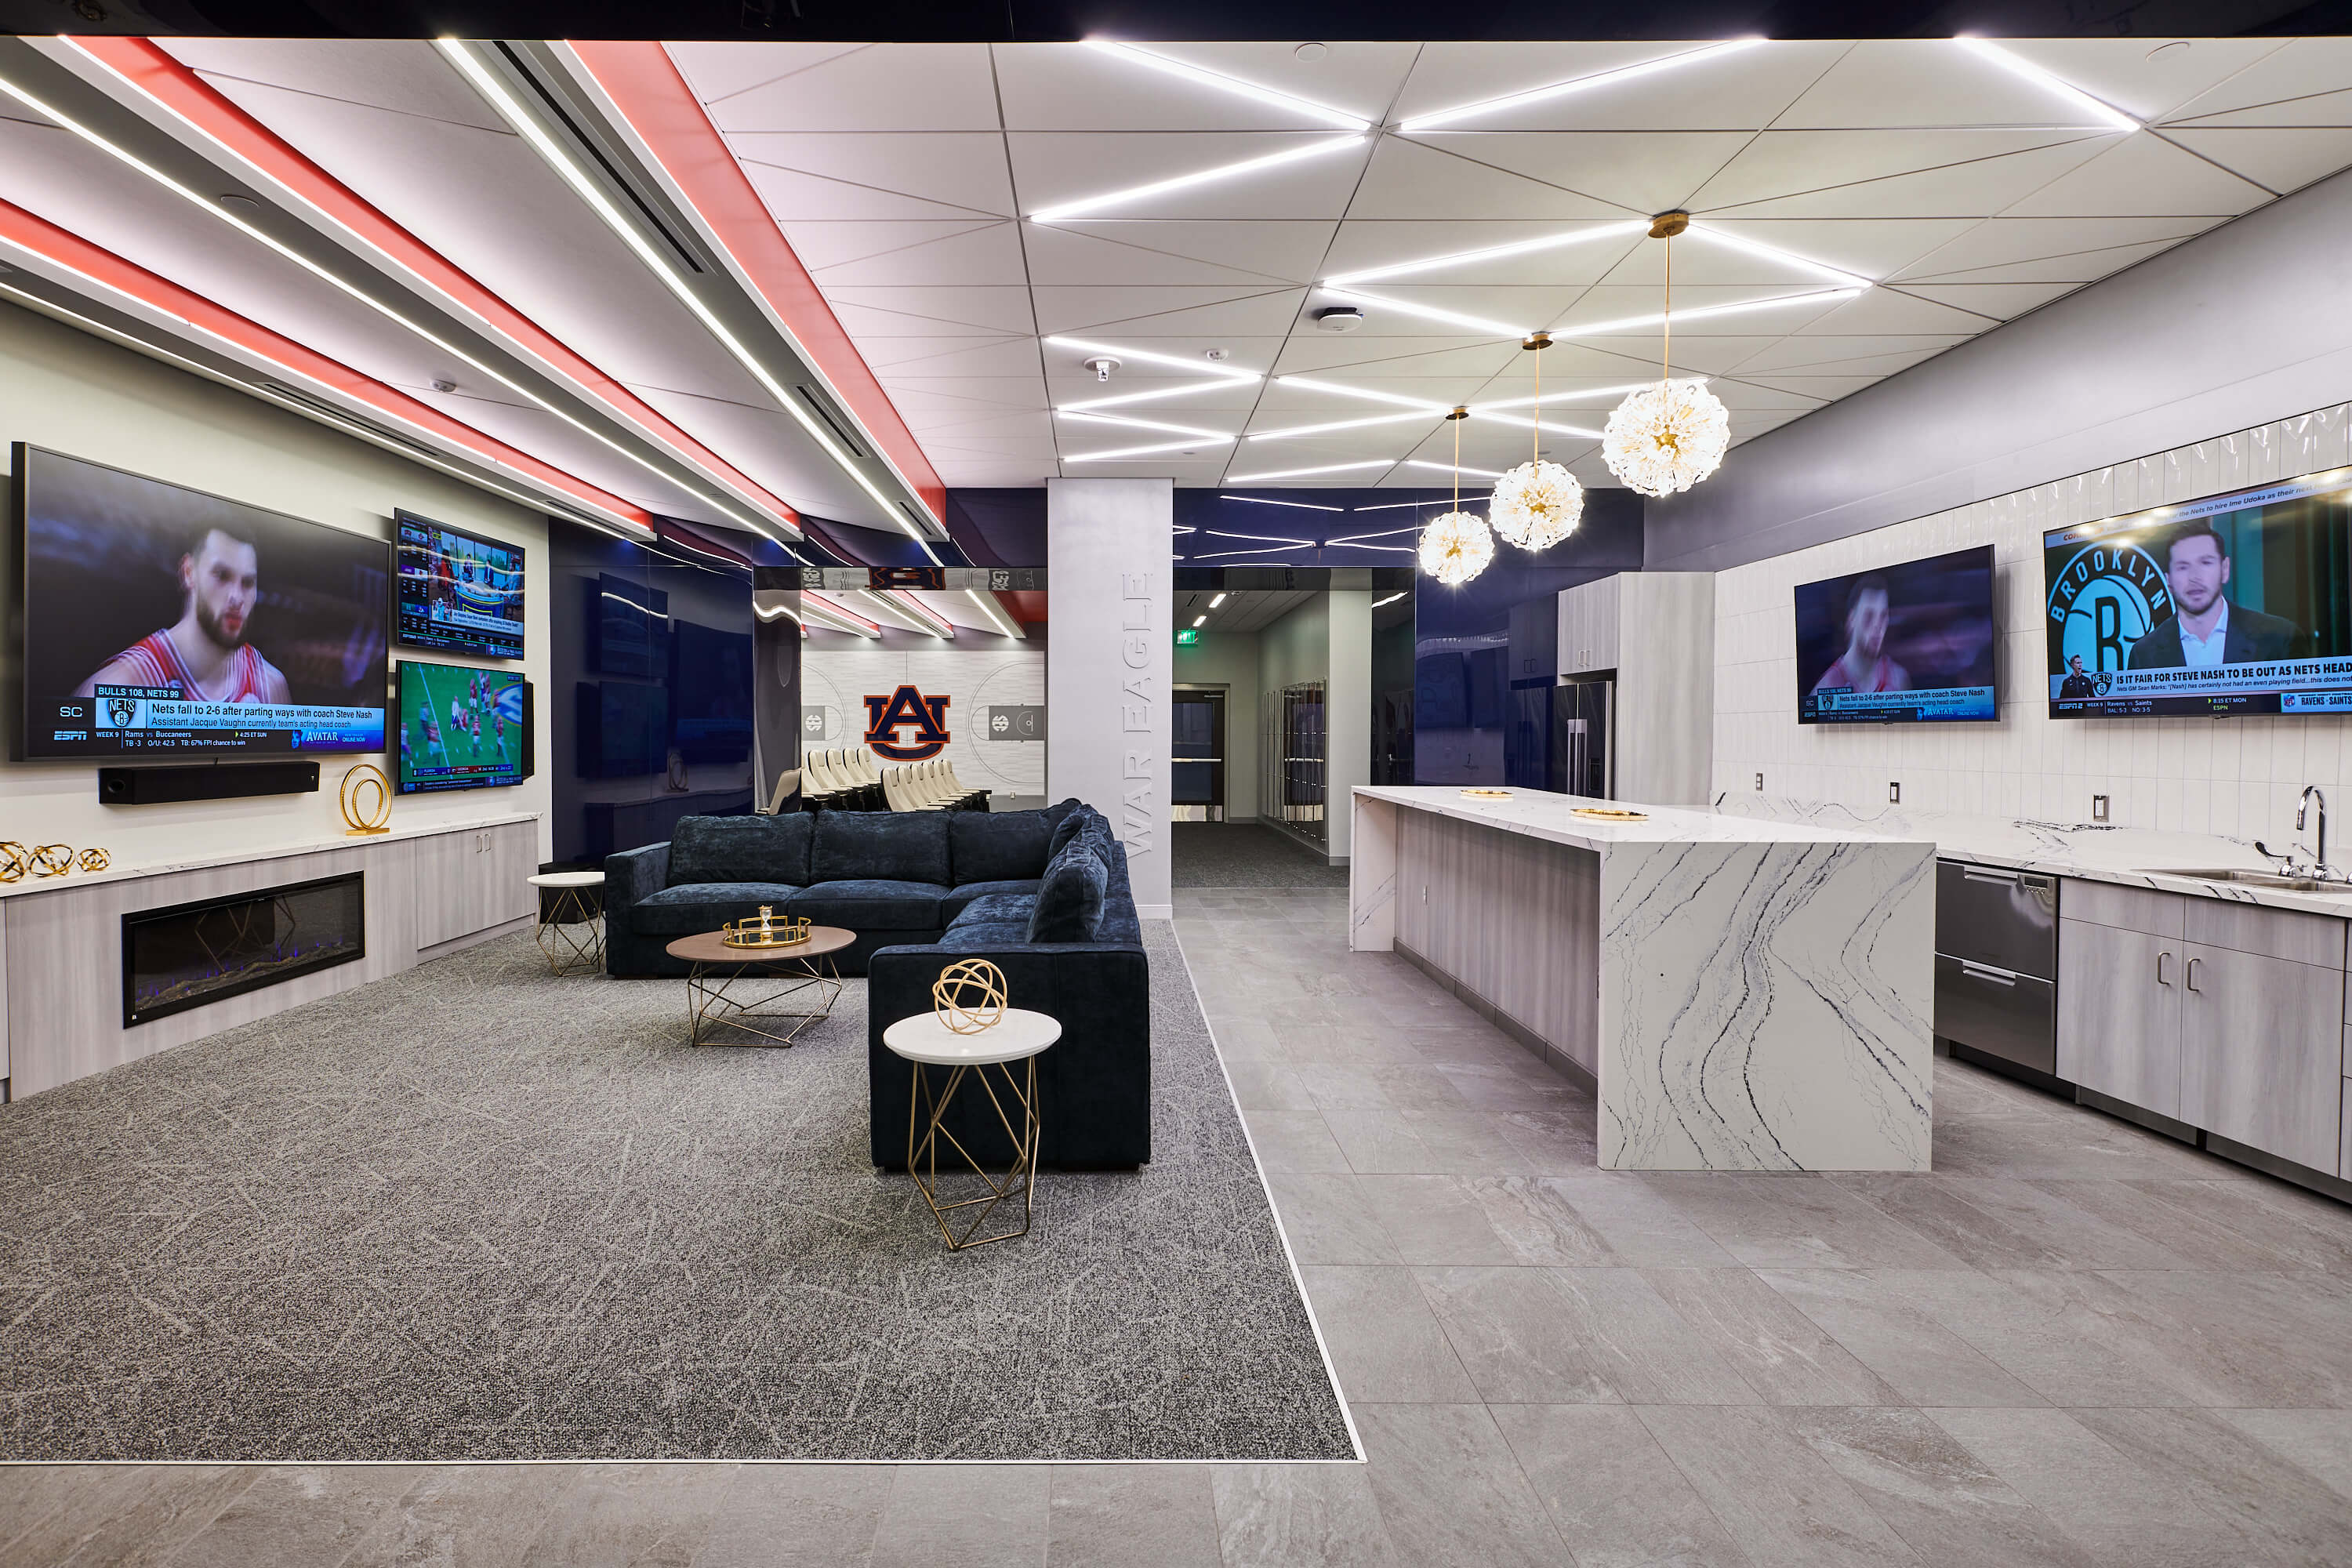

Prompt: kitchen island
[{"left": 1349, "top": 786, "right": 1936, "bottom": 1171}]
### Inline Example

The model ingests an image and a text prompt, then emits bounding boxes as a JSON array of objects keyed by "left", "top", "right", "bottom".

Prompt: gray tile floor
[{"left": 8, "top": 884, "right": 2352, "bottom": 1565}]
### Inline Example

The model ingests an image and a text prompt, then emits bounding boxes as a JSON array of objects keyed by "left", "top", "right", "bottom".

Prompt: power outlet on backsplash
[
  {"left": 1889, "top": 782, "right": 1901, "bottom": 804},
  {"left": 2092, "top": 794, "right": 2111, "bottom": 822},
  {"left": 1755, "top": 773, "right": 1764, "bottom": 792}
]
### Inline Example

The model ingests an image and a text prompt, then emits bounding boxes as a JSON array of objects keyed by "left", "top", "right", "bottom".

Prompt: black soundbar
[{"left": 97, "top": 760, "right": 321, "bottom": 805}]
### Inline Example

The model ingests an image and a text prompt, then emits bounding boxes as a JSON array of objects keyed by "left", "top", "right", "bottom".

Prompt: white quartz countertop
[
  {"left": 1714, "top": 796, "right": 2352, "bottom": 919},
  {"left": 0, "top": 810, "right": 541, "bottom": 902},
  {"left": 1352, "top": 786, "right": 1927, "bottom": 852}
]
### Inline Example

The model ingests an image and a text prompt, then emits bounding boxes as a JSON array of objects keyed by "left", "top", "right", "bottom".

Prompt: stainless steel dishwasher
[{"left": 1934, "top": 860, "right": 2060, "bottom": 1076}]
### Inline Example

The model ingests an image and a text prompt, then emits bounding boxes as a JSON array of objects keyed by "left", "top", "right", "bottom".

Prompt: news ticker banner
[
  {"left": 51, "top": 684, "right": 386, "bottom": 750},
  {"left": 2050, "top": 466, "right": 2352, "bottom": 548},
  {"left": 1806, "top": 684, "right": 1996, "bottom": 722},
  {"left": 2049, "top": 656, "right": 2352, "bottom": 702},
  {"left": 424, "top": 602, "right": 521, "bottom": 635}
]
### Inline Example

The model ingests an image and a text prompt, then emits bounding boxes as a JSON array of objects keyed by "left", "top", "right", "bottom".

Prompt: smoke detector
[
  {"left": 1294, "top": 42, "right": 1328, "bottom": 61},
  {"left": 430, "top": 379, "right": 458, "bottom": 394},
  {"left": 1082, "top": 355, "right": 1121, "bottom": 382},
  {"left": 1312, "top": 306, "right": 1364, "bottom": 334},
  {"left": 1203, "top": 347, "right": 1229, "bottom": 361}
]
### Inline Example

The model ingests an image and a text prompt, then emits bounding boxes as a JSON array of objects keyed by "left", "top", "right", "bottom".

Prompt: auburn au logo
[{"left": 864, "top": 684, "right": 951, "bottom": 760}]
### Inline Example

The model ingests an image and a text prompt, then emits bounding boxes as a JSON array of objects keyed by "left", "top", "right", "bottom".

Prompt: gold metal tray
[
  {"left": 1573, "top": 807, "right": 1648, "bottom": 821},
  {"left": 1460, "top": 788, "right": 1512, "bottom": 799}
]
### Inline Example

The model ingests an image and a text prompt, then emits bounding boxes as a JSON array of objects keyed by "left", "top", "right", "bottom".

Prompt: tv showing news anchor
[
  {"left": 1795, "top": 544, "right": 1998, "bottom": 724},
  {"left": 2044, "top": 466, "right": 2352, "bottom": 718},
  {"left": 15, "top": 445, "right": 390, "bottom": 760}
]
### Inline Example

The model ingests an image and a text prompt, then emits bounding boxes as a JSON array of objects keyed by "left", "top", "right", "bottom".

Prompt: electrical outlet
[
  {"left": 1754, "top": 773, "right": 1764, "bottom": 792},
  {"left": 2092, "top": 793, "right": 2111, "bottom": 822},
  {"left": 1889, "top": 782, "right": 1901, "bottom": 804},
  {"left": 1421, "top": 885, "right": 1428, "bottom": 903}
]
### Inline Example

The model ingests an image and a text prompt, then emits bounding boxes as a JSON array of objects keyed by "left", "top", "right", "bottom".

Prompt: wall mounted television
[
  {"left": 13, "top": 444, "right": 390, "bottom": 760},
  {"left": 2045, "top": 466, "right": 2352, "bottom": 718},
  {"left": 396, "top": 660, "right": 532, "bottom": 793},
  {"left": 1795, "top": 544, "right": 1998, "bottom": 724},
  {"left": 395, "top": 510, "right": 524, "bottom": 660}
]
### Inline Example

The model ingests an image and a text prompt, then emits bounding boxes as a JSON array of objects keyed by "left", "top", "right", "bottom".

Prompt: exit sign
[{"left": 1175, "top": 628, "right": 1200, "bottom": 645}]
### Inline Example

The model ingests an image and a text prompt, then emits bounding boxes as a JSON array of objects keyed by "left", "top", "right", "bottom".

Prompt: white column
[
  {"left": 1324, "top": 590, "right": 1372, "bottom": 862},
  {"left": 1046, "top": 478, "right": 1174, "bottom": 918}
]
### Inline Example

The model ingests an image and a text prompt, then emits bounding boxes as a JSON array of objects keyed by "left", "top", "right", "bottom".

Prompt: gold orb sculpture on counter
[
  {"left": 0, "top": 842, "right": 27, "bottom": 883},
  {"left": 30, "top": 844, "right": 74, "bottom": 877},
  {"left": 339, "top": 764, "right": 392, "bottom": 837},
  {"left": 932, "top": 958, "right": 1007, "bottom": 1035},
  {"left": 77, "top": 848, "right": 110, "bottom": 872}
]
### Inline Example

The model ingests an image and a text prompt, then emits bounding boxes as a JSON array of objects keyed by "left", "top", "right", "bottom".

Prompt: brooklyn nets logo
[
  {"left": 864, "top": 684, "right": 951, "bottom": 760},
  {"left": 2048, "top": 538, "right": 2170, "bottom": 673}
]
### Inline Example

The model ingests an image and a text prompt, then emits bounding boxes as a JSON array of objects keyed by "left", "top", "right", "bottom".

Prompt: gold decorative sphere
[
  {"left": 77, "top": 847, "right": 110, "bottom": 873},
  {"left": 31, "top": 844, "right": 74, "bottom": 877},
  {"left": 0, "top": 842, "right": 26, "bottom": 883},
  {"left": 931, "top": 958, "right": 1008, "bottom": 1035}
]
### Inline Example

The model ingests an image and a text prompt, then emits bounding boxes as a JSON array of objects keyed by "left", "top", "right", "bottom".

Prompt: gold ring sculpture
[
  {"left": 931, "top": 957, "right": 1008, "bottom": 1035},
  {"left": 31, "top": 844, "right": 74, "bottom": 877},
  {"left": 77, "top": 847, "right": 110, "bottom": 872},
  {"left": 0, "top": 842, "right": 27, "bottom": 883},
  {"left": 339, "top": 763, "right": 393, "bottom": 836}
]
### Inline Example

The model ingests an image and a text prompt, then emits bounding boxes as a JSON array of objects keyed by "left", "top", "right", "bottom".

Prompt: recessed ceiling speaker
[{"left": 1312, "top": 306, "right": 1363, "bottom": 333}]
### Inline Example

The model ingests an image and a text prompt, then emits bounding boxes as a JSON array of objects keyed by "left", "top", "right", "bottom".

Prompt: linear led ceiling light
[
  {"left": 964, "top": 588, "right": 1023, "bottom": 639},
  {"left": 1028, "top": 134, "right": 1365, "bottom": 222},
  {"left": 870, "top": 588, "right": 956, "bottom": 638},
  {"left": 1483, "top": 411, "right": 1604, "bottom": 439},
  {"left": 65, "top": 38, "right": 804, "bottom": 543},
  {"left": 1225, "top": 459, "right": 1392, "bottom": 482},
  {"left": 1248, "top": 409, "right": 1441, "bottom": 441},
  {"left": 1083, "top": 40, "right": 1370, "bottom": 130},
  {"left": 437, "top": 39, "right": 934, "bottom": 554},
  {"left": 1058, "top": 409, "right": 1232, "bottom": 440},
  {"left": 1058, "top": 380, "right": 1247, "bottom": 414},
  {"left": 1682, "top": 223, "right": 1876, "bottom": 290},
  {"left": 1953, "top": 38, "right": 2141, "bottom": 131},
  {"left": 1373, "top": 590, "right": 1408, "bottom": 607},
  {"left": 1219, "top": 495, "right": 1342, "bottom": 510},
  {"left": 1324, "top": 221, "right": 1645, "bottom": 287},
  {"left": 1274, "top": 375, "right": 1450, "bottom": 412},
  {"left": 1473, "top": 380, "right": 1685, "bottom": 412},
  {"left": 1406, "top": 458, "right": 1508, "bottom": 479},
  {"left": 1044, "top": 335, "right": 1261, "bottom": 381},
  {"left": 803, "top": 591, "right": 882, "bottom": 636},
  {"left": 1209, "top": 592, "right": 1228, "bottom": 606},
  {"left": 1316, "top": 285, "right": 1526, "bottom": 338},
  {"left": 1399, "top": 38, "right": 1767, "bottom": 132},
  {"left": 1066, "top": 436, "right": 1236, "bottom": 462},
  {"left": 1556, "top": 287, "right": 1859, "bottom": 339}
]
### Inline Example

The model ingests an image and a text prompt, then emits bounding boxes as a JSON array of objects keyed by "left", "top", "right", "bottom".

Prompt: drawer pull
[
  {"left": 2187, "top": 956, "right": 2202, "bottom": 993},
  {"left": 2156, "top": 950, "right": 2172, "bottom": 987},
  {"left": 1958, "top": 960, "right": 2017, "bottom": 986},
  {"left": 1962, "top": 868, "right": 2020, "bottom": 886}
]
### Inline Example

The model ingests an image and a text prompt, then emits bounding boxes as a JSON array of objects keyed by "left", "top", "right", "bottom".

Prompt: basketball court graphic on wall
[{"left": 800, "top": 647, "right": 1044, "bottom": 801}]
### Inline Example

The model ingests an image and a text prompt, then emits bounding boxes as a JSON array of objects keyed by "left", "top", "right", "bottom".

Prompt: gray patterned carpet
[{"left": 0, "top": 923, "right": 1352, "bottom": 1464}]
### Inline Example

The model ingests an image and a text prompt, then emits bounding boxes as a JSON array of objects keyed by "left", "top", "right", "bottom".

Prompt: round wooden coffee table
[{"left": 666, "top": 925, "right": 854, "bottom": 1048}]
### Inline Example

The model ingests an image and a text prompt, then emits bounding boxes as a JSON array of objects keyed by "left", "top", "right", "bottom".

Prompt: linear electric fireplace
[{"left": 122, "top": 872, "right": 365, "bottom": 1027}]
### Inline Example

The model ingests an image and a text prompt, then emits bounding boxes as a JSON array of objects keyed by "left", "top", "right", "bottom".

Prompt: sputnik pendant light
[
  {"left": 1417, "top": 407, "right": 1494, "bottom": 586},
  {"left": 1602, "top": 211, "right": 1732, "bottom": 499},
  {"left": 1487, "top": 331, "right": 1584, "bottom": 551}
]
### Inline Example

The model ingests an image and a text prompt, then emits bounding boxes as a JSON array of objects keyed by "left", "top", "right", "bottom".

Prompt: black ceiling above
[{"left": 6, "top": 0, "right": 2347, "bottom": 41}]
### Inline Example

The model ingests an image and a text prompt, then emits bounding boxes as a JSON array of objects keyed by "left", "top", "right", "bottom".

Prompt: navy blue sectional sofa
[{"left": 604, "top": 800, "right": 1150, "bottom": 1169}]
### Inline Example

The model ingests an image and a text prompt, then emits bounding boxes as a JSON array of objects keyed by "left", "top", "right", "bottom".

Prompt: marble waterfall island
[{"left": 1350, "top": 787, "right": 1935, "bottom": 1171}]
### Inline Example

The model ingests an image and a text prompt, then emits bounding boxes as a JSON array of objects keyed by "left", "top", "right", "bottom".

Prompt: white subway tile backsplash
[{"left": 1713, "top": 401, "right": 2352, "bottom": 840}]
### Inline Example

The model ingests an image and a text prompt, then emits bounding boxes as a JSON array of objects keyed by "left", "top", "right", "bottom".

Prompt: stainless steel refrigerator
[{"left": 1551, "top": 677, "right": 1612, "bottom": 799}]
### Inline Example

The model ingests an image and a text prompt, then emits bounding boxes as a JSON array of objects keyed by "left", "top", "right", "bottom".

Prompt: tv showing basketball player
[
  {"left": 394, "top": 510, "right": 525, "bottom": 660},
  {"left": 14, "top": 444, "right": 389, "bottom": 760},
  {"left": 1795, "top": 545, "right": 1997, "bottom": 724},
  {"left": 2044, "top": 468, "right": 2352, "bottom": 718}
]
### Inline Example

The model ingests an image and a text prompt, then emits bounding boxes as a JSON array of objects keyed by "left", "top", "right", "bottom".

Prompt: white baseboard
[{"left": 1136, "top": 902, "right": 1174, "bottom": 920}]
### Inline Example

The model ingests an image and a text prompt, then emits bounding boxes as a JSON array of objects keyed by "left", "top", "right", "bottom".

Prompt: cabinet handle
[
  {"left": 1962, "top": 868, "right": 2020, "bottom": 886},
  {"left": 1958, "top": 960, "right": 2016, "bottom": 985},
  {"left": 2156, "top": 950, "right": 2172, "bottom": 986},
  {"left": 2187, "top": 956, "right": 2201, "bottom": 993}
]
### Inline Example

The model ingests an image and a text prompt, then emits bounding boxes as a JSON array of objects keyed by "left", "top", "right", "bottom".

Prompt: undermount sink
[{"left": 2143, "top": 867, "right": 2352, "bottom": 893}]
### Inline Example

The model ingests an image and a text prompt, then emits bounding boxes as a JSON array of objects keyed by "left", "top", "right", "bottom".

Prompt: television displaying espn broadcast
[
  {"left": 15, "top": 445, "right": 390, "bottom": 760},
  {"left": 396, "top": 511, "right": 524, "bottom": 660},
  {"left": 1795, "top": 544, "right": 1998, "bottom": 724},
  {"left": 2045, "top": 467, "right": 2352, "bottom": 718},
  {"left": 397, "top": 660, "right": 529, "bottom": 793}
]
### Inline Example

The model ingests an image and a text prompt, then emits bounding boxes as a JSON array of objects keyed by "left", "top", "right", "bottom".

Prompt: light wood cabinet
[
  {"left": 2057, "top": 915, "right": 2183, "bottom": 1118},
  {"left": 1555, "top": 573, "right": 1715, "bottom": 805},
  {"left": 2180, "top": 945, "right": 2343, "bottom": 1174},
  {"left": 2058, "top": 880, "right": 2347, "bottom": 1174},
  {"left": 412, "top": 822, "right": 537, "bottom": 950},
  {"left": 1558, "top": 577, "right": 1620, "bottom": 674}
]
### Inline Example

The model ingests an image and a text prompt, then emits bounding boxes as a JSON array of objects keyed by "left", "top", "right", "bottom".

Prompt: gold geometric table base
[
  {"left": 534, "top": 886, "right": 606, "bottom": 976},
  {"left": 683, "top": 953, "right": 844, "bottom": 1048},
  {"left": 907, "top": 1056, "right": 1040, "bottom": 1250}
]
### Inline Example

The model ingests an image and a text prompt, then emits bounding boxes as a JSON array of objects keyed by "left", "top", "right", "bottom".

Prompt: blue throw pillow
[
  {"left": 1028, "top": 841, "right": 1109, "bottom": 943},
  {"left": 1046, "top": 802, "right": 1096, "bottom": 861}
]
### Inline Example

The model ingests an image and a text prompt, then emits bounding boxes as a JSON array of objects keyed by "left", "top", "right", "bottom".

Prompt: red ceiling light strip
[
  {"left": 565, "top": 40, "right": 948, "bottom": 525},
  {"left": 65, "top": 35, "right": 802, "bottom": 537},
  {"left": 0, "top": 197, "right": 655, "bottom": 532}
]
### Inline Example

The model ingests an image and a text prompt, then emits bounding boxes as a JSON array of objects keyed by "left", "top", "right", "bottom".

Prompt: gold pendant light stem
[{"left": 1661, "top": 232, "right": 1672, "bottom": 390}]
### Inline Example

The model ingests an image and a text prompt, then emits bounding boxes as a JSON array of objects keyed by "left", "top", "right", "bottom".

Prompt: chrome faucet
[{"left": 2299, "top": 785, "right": 2334, "bottom": 878}]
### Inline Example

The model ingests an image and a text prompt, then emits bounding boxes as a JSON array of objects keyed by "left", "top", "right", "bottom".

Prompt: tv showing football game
[
  {"left": 14, "top": 444, "right": 390, "bottom": 760},
  {"left": 395, "top": 511, "right": 524, "bottom": 660},
  {"left": 1795, "top": 545, "right": 1998, "bottom": 724},
  {"left": 2045, "top": 466, "right": 2352, "bottom": 718},
  {"left": 396, "top": 660, "right": 530, "bottom": 793}
]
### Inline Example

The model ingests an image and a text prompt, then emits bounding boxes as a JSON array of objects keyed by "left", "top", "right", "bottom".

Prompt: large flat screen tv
[
  {"left": 396, "top": 660, "right": 531, "bottom": 793},
  {"left": 395, "top": 511, "right": 524, "bottom": 660},
  {"left": 1795, "top": 544, "right": 1998, "bottom": 724},
  {"left": 2044, "top": 467, "right": 2352, "bottom": 717},
  {"left": 14, "top": 445, "right": 390, "bottom": 760}
]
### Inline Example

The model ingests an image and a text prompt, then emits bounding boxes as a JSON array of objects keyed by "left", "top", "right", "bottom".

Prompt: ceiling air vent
[
  {"left": 258, "top": 383, "right": 443, "bottom": 461},
  {"left": 795, "top": 384, "right": 866, "bottom": 458}
]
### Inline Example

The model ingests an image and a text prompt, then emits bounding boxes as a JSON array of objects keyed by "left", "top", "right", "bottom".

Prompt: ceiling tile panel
[
  {"left": 1404, "top": 130, "right": 1756, "bottom": 215},
  {"left": 2163, "top": 127, "right": 2352, "bottom": 197},
  {"left": 1005, "top": 132, "right": 1370, "bottom": 220},
  {"left": 1774, "top": 40, "right": 2140, "bottom": 129},
  {"left": 1687, "top": 129, "right": 2114, "bottom": 213},
  {"left": 677, "top": 43, "right": 1000, "bottom": 131},
  {"left": 1998, "top": 132, "right": 2277, "bottom": 215},
  {"left": 728, "top": 132, "right": 1016, "bottom": 218},
  {"left": 2159, "top": 38, "right": 2352, "bottom": 124},
  {"left": 993, "top": 41, "right": 1413, "bottom": 130},
  {"left": 1022, "top": 220, "right": 1336, "bottom": 285},
  {"left": 1989, "top": 38, "right": 2289, "bottom": 123},
  {"left": 1344, "top": 139, "right": 1633, "bottom": 220}
]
